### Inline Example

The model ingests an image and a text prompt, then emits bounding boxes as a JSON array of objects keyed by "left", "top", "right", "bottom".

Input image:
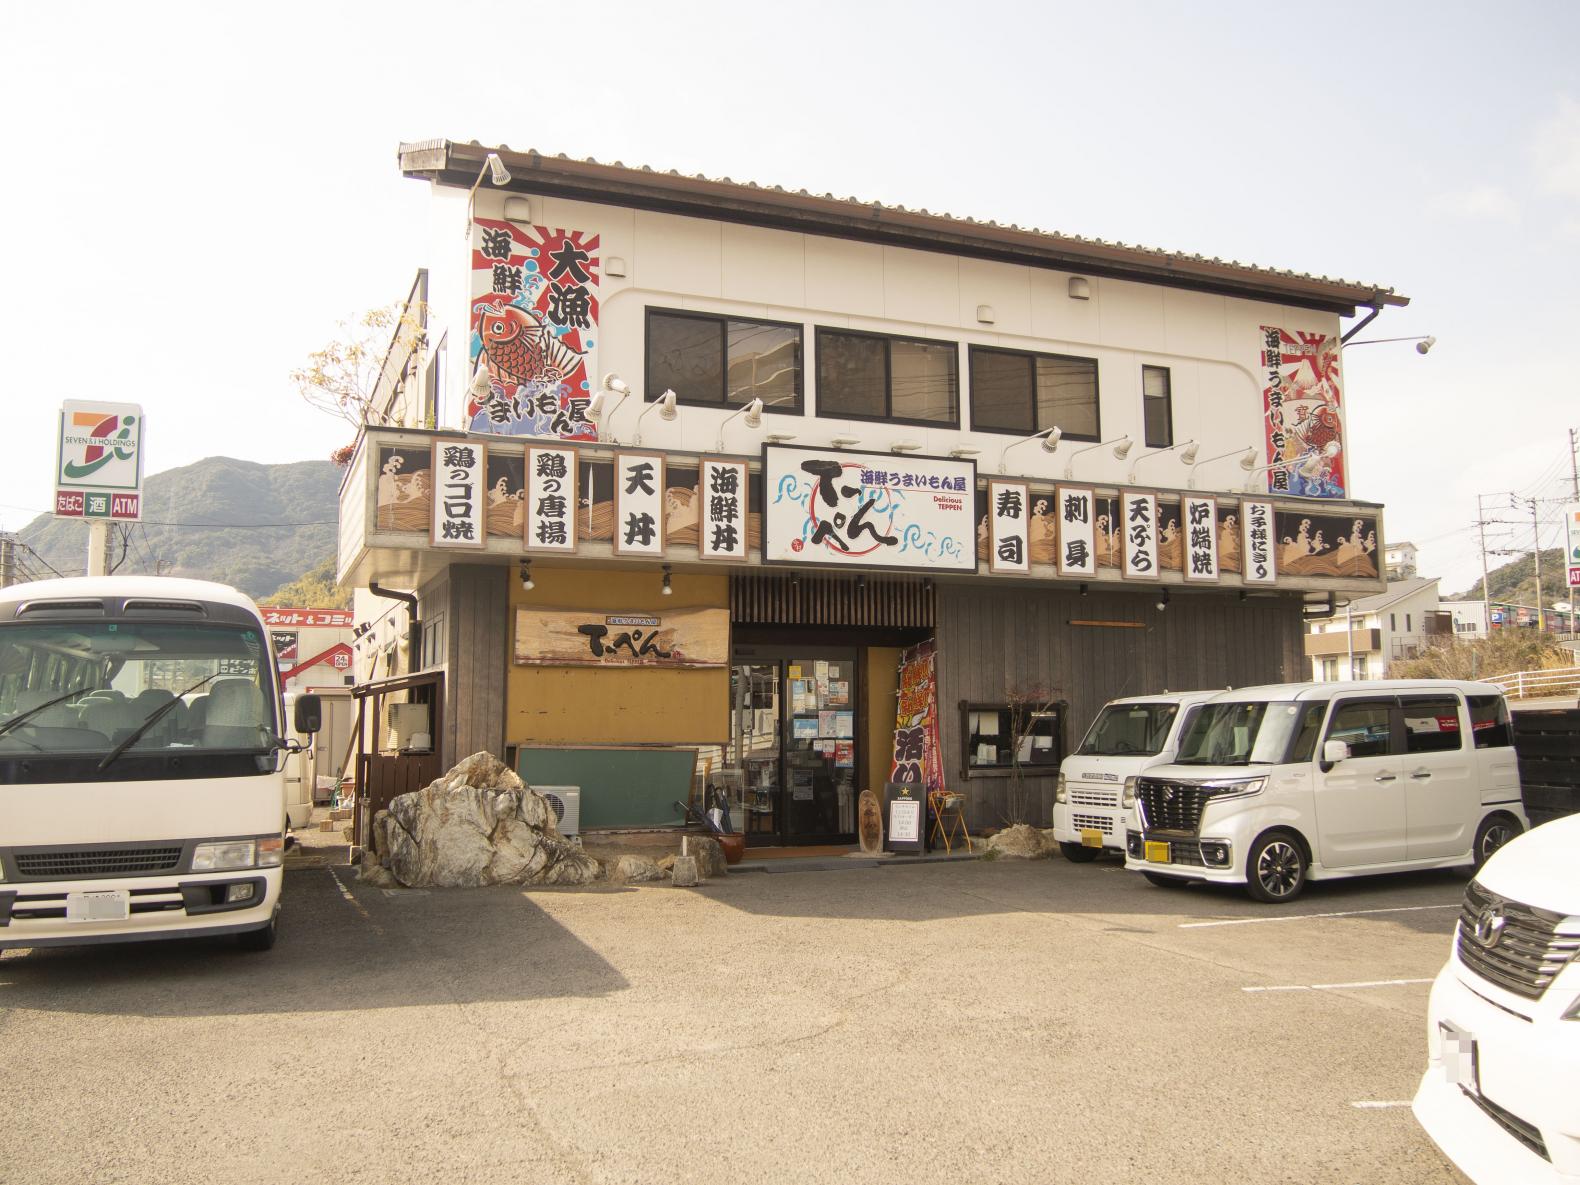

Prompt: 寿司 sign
[{"left": 762, "top": 445, "right": 976, "bottom": 572}]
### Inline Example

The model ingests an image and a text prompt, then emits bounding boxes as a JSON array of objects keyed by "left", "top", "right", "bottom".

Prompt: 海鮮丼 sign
[{"left": 55, "top": 400, "right": 144, "bottom": 521}]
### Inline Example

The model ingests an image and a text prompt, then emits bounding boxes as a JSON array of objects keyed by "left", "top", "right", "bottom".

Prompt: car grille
[
  {"left": 1071, "top": 813, "right": 1115, "bottom": 835},
  {"left": 1136, "top": 779, "right": 1208, "bottom": 834},
  {"left": 1069, "top": 787, "right": 1120, "bottom": 809},
  {"left": 13, "top": 845, "right": 183, "bottom": 880},
  {"left": 1455, "top": 880, "right": 1580, "bottom": 1001},
  {"left": 1463, "top": 1088, "right": 1549, "bottom": 1162}
]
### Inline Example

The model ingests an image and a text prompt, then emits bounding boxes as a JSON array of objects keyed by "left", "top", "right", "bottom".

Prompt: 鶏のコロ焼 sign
[
  {"left": 513, "top": 606, "right": 728, "bottom": 668},
  {"left": 55, "top": 400, "right": 144, "bottom": 521},
  {"left": 763, "top": 444, "right": 976, "bottom": 572}
]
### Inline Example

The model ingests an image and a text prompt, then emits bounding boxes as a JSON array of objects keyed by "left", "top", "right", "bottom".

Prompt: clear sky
[{"left": 2, "top": 0, "right": 1577, "bottom": 595}]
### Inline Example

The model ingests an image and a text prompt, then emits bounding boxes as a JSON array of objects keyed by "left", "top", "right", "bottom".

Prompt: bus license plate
[
  {"left": 1080, "top": 829, "right": 1104, "bottom": 848},
  {"left": 66, "top": 890, "right": 130, "bottom": 922},
  {"left": 1144, "top": 841, "right": 1171, "bottom": 864}
]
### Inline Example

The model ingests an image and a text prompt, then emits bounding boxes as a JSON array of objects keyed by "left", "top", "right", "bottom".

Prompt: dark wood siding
[
  {"left": 430, "top": 564, "right": 509, "bottom": 767},
  {"left": 935, "top": 584, "right": 1305, "bottom": 831},
  {"left": 731, "top": 572, "right": 933, "bottom": 628}
]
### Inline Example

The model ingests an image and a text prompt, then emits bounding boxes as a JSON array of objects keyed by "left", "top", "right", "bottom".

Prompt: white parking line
[
  {"left": 1243, "top": 978, "right": 1434, "bottom": 993},
  {"left": 1180, "top": 903, "right": 1460, "bottom": 929},
  {"left": 1351, "top": 1100, "right": 1412, "bottom": 1109}
]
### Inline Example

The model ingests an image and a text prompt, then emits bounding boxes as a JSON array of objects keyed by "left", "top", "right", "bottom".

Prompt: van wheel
[
  {"left": 237, "top": 916, "right": 278, "bottom": 952},
  {"left": 1472, "top": 815, "right": 1521, "bottom": 870},
  {"left": 1142, "top": 871, "right": 1188, "bottom": 888},
  {"left": 1060, "top": 842, "right": 1101, "bottom": 863},
  {"left": 1245, "top": 831, "right": 1306, "bottom": 903}
]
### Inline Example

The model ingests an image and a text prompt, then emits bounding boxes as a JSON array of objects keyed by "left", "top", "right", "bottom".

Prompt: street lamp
[
  {"left": 715, "top": 398, "right": 764, "bottom": 452},
  {"left": 1187, "top": 446, "right": 1257, "bottom": 489},
  {"left": 997, "top": 426, "right": 1062, "bottom": 474},
  {"left": 633, "top": 389, "right": 679, "bottom": 445},
  {"left": 1127, "top": 440, "right": 1198, "bottom": 485},
  {"left": 1061, "top": 435, "right": 1132, "bottom": 480}
]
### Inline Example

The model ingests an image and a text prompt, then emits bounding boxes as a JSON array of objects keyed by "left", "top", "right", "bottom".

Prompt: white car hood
[{"left": 1478, "top": 813, "right": 1580, "bottom": 918}]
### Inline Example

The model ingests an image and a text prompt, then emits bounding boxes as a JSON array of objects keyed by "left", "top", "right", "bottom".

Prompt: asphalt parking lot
[{"left": 0, "top": 852, "right": 1472, "bottom": 1185}]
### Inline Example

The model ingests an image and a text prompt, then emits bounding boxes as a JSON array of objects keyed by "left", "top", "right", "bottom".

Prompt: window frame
[
  {"left": 1322, "top": 696, "right": 1400, "bottom": 759},
  {"left": 1141, "top": 364, "right": 1173, "bottom": 449},
  {"left": 815, "top": 326, "right": 960, "bottom": 429},
  {"left": 644, "top": 306, "right": 805, "bottom": 415},
  {"left": 966, "top": 344, "right": 1101, "bottom": 442},
  {"left": 1399, "top": 694, "right": 1466, "bottom": 755},
  {"left": 959, "top": 700, "right": 1064, "bottom": 779}
]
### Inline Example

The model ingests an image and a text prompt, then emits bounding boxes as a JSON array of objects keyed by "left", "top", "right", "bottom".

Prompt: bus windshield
[
  {"left": 0, "top": 621, "right": 277, "bottom": 757},
  {"left": 1076, "top": 702, "right": 1180, "bottom": 756}
]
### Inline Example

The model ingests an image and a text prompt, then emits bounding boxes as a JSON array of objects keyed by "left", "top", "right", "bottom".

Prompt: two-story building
[{"left": 334, "top": 139, "right": 1404, "bottom": 845}]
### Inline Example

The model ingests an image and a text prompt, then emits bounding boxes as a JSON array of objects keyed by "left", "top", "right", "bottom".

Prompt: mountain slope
[
  {"left": 18, "top": 457, "right": 341, "bottom": 601},
  {"left": 1451, "top": 547, "right": 1570, "bottom": 608}
]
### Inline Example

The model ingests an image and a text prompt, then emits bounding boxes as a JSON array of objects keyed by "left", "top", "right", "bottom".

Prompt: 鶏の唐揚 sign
[{"left": 763, "top": 445, "right": 975, "bottom": 572}]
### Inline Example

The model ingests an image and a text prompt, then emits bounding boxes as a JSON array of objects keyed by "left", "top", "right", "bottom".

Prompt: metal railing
[{"left": 1486, "top": 666, "right": 1580, "bottom": 699}]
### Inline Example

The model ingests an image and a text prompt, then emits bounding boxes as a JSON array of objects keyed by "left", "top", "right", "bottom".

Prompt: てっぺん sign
[
  {"left": 513, "top": 606, "right": 728, "bottom": 668},
  {"left": 763, "top": 445, "right": 975, "bottom": 572},
  {"left": 56, "top": 400, "right": 144, "bottom": 521}
]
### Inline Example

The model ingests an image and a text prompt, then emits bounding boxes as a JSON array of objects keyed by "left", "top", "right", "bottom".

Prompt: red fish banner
[
  {"left": 470, "top": 221, "right": 600, "bottom": 440},
  {"left": 890, "top": 641, "right": 944, "bottom": 796},
  {"left": 1260, "top": 325, "right": 1346, "bottom": 499}
]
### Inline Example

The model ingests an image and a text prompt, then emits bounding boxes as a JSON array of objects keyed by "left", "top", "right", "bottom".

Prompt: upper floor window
[
  {"left": 817, "top": 328, "right": 958, "bottom": 426},
  {"left": 968, "top": 346, "right": 1099, "bottom": 440},
  {"left": 1142, "top": 365, "right": 1172, "bottom": 448},
  {"left": 646, "top": 308, "right": 803, "bottom": 412}
]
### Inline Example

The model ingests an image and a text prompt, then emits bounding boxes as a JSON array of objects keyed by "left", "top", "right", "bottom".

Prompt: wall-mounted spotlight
[
  {"left": 1156, "top": 587, "right": 1171, "bottom": 612},
  {"left": 1128, "top": 440, "right": 1198, "bottom": 485},
  {"left": 585, "top": 373, "right": 632, "bottom": 444},
  {"left": 998, "top": 425, "right": 1062, "bottom": 473},
  {"left": 634, "top": 388, "right": 679, "bottom": 445},
  {"left": 519, "top": 560, "right": 534, "bottom": 592},
  {"left": 463, "top": 152, "right": 513, "bottom": 236},
  {"left": 829, "top": 435, "right": 862, "bottom": 449},
  {"left": 661, "top": 563, "right": 673, "bottom": 597},
  {"left": 765, "top": 432, "right": 798, "bottom": 444},
  {"left": 890, "top": 441, "right": 924, "bottom": 454},
  {"left": 1062, "top": 435, "right": 1133, "bottom": 479},
  {"left": 1187, "top": 446, "right": 1258, "bottom": 489},
  {"left": 716, "top": 398, "right": 765, "bottom": 452},
  {"left": 1079, "top": 582, "right": 1089, "bottom": 596}
]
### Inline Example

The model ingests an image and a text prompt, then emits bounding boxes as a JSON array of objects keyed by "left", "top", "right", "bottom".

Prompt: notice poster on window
[{"left": 890, "top": 640, "right": 943, "bottom": 798}]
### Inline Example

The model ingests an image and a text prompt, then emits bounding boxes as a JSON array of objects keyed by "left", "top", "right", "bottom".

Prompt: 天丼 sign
[
  {"left": 55, "top": 400, "right": 144, "bottom": 521},
  {"left": 763, "top": 445, "right": 976, "bottom": 572},
  {"left": 513, "top": 606, "right": 728, "bottom": 668}
]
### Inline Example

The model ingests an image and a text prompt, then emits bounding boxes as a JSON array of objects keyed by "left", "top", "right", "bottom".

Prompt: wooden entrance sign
[{"left": 513, "top": 606, "right": 728, "bottom": 668}]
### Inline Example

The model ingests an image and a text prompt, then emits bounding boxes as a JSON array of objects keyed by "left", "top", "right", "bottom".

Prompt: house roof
[
  {"left": 399, "top": 139, "right": 1408, "bottom": 317},
  {"left": 1337, "top": 576, "right": 1440, "bottom": 615}
]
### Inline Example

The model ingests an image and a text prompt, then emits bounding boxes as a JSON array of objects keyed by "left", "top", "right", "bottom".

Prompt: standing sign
[
  {"left": 1566, "top": 502, "right": 1580, "bottom": 588},
  {"left": 614, "top": 451, "right": 665, "bottom": 557},
  {"left": 430, "top": 440, "right": 487, "bottom": 548},
  {"left": 526, "top": 446, "right": 578, "bottom": 552},
  {"left": 1121, "top": 493, "right": 1158, "bottom": 580},
  {"left": 698, "top": 458, "right": 749, "bottom": 561},
  {"left": 55, "top": 400, "right": 144, "bottom": 521},
  {"left": 763, "top": 444, "right": 975, "bottom": 572},
  {"left": 988, "top": 480, "right": 1030, "bottom": 574},
  {"left": 1056, "top": 486, "right": 1096, "bottom": 577},
  {"left": 1184, "top": 496, "right": 1219, "bottom": 582},
  {"left": 1242, "top": 501, "right": 1277, "bottom": 584}
]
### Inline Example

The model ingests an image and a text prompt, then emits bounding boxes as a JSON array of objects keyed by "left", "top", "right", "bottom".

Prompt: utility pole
[
  {"left": 0, "top": 532, "right": 15, "bottom": 589},
  {"left": 1570, "top": 426, "right": 1579, "bottom": 500},
  {"left": 1514, "top": 494, "right": 1546, "bottom": 633}
]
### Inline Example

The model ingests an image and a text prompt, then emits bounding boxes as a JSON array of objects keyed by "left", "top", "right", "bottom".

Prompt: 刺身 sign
[{"left": 55, "top": 400, "right": 144, "bottom": 521}]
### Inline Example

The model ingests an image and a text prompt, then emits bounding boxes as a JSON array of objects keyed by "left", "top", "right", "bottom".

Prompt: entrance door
[{"left": 729, "top": 663, "right": 783, "bottom": 840}]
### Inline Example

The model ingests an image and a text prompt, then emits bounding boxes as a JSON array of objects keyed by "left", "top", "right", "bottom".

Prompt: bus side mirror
[
  {"left": 294, "top": 694, "right": 323, "bottom": 735},
  {"left": 1319, "top": 739, "right": 1348, "bottom": 772}
]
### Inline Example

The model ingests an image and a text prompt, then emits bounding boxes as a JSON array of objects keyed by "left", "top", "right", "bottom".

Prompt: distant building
[
  {"left": 1441, "top": 598, "right": 1489, "bottom": 639},
  {"left": 1384, "top": 540, "right": 1418, "bottom": 580},
  {"left": 1305, "top": 576, "right": 1448, "bottom": 680}
]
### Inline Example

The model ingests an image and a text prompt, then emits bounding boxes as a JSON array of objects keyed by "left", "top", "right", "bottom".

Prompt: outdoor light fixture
[
  {"left": 1186, "top": 446, "right": 1258, "bottom": 489},
  {"left": 519, "top": 561, "right": 534, "bottom": 592},
  {"left": 1343, "top": 334, "right": 1436, "bottom": 355},
  {"left": 1061, "top": 435, "right": 1133, "bottom": 479},
  {"left": 462, "top": 152, "right": 513, "bottom": 236},
  {"left": 1079, "top": 583, "right": 1089, "bottom": 596},
  {"left": 633, "top": 389, "right": 679, "bottom": 445},
  {"left": 1127, "top": 439, "right": 1198, "bottom": 484},
  {"left": 1156, "top": 587, "right": 1171, "bottom": 612},
  {"left": 585, "top": 373, "right": 632, "bottom": 444},
  {"left": 948, "top": 447, "right": 980, "bottom": 459},
  {"left": 715, "top": 398, "right": 765, "bottom": 452},
  {"left": 468, "top": 363, "right": 494, "bottom": 403},
  {"left": 856, "top": 574, "right": 867, "bottom": 593},
  {"left": 1068, "top": 277, "right": 1091, "bottom": 300},
  {"left": 661, "top": 564, "right": 673, "bottom": 597},
  {"left": 829, "top": 435, "right": 862, "bottom": 449},
  {"left": 998, "top": 426, "right": 1062, "bottom": 473},
  {"left": 890, "top": 440, "right": 924, "bottom": 453},
  {"left": 765, "top": 432, "right": 798, "bottom": 444},
  {"left": 1242, "top": 452, "right": 1330, "bottom": 492}
]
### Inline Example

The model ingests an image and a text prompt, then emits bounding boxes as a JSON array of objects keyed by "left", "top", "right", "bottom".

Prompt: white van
[
  {"left": 1122, "top": 680, "right": 1527, "bottom": 902},
  {"left": 1412, "top": 812, "right": 1580, "bottom": 1183},
  {"left": 0, "top": 576, "right": 320, "bottom": 952},
  {"left": 1051, "top": 691, "right": 1219, "bottom": 861}
]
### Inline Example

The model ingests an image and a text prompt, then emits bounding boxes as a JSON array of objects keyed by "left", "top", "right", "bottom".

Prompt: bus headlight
[
  {"left": 192, "top": 841, "right": 257, "bottom": 871},
  {"left": 1055, "top": 773, "right": 1067, "bottom": 804},
  {"left": 1122, "top": 777, "right": 1138, "bottom": 808}
]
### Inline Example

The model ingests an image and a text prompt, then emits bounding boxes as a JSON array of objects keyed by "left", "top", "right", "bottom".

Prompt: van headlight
[
  {"left": 1203, "top": 776, "right": 1267, "bottom": 801},
  {"left": 1055, "top": 773, "right": 1067, "bottom": 804},
  {"left": 1122, "top": 776, "right": 1137, "bottom": 808}
]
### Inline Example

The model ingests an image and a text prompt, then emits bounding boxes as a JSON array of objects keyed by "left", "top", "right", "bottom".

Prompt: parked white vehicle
[
  {"left": 1121, "top": 680, "right": 1527, "bottom": 902},
  {"left": 1051, "top": 691, "right": 1218, "bottom": 861},
  {"left": 1413, "top": 813, "right": 1580, "bottom": 1183},
  {"left": 0, "top": 577, "right": 320, "bottom": 952}
]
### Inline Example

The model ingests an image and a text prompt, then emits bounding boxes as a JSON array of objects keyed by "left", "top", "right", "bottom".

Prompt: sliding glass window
[
  {"left": 646, "top": 309, "right": 802, "bottom": 412},
  {"left": 816, "top": 329, "right": 959, "bottom": 427}
]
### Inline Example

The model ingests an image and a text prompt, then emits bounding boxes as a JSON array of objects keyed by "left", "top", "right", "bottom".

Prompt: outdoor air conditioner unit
[{"left": 536, "top": 786, "right": 581, "bottom": 837}]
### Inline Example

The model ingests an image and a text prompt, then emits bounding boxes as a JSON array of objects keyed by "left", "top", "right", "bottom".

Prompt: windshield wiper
[
  {"left": 96, "top": 673, "right": 225, "bottom": 772},
  {"left": 0, "top": 688, "right": 95, "bottom": 738}
]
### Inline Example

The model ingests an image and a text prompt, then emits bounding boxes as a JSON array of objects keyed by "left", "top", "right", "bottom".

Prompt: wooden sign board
[{"left": 513, "top": 605, "right": 729, "bottom": 668}]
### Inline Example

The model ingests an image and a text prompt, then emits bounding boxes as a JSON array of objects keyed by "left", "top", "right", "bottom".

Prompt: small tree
[
  {"left": 1002, "top": 681, "right": 1062, "bottom": 827},
  {"left": 291, "top": 303, "right": 427, "bottom": 430}
]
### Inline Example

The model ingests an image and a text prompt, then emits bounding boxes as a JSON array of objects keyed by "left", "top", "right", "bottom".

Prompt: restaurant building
[{"left": 335, "top": 139, "right": 1404, "bottom": 845}]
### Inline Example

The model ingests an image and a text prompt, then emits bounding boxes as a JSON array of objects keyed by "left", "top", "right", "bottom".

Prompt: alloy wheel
[{"left": 1256, "top": 840, "right": 1302, "bottom": 898}]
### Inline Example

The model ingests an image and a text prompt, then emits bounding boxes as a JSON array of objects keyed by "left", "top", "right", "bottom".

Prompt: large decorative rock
[
  {"left": 362, "top": 751, "right": 602, "bottom": 888},
  {"left": 984, "top": 824, "right": 1055, "bottom": 859},
  {"left": 658, "top": 835, "right": 727, "bottom": 880},
  {"left": 610, "top": 854, "right": 668, "bottom": 884}
]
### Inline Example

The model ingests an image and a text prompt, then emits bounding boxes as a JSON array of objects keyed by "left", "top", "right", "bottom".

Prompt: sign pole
[{"left": 86, "top": 520, "right": 110, "bottom": 577}]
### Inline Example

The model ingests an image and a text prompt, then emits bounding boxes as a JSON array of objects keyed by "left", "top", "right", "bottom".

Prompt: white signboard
[
  {"left": 763, "top": 445, "right": 976, "bottom": 572},
  {"left": 614, "top": 450, "right": 665, "bottom": 557},
  {"left": 526, "top": 446, "right": 577, "bottom": 552},
  {"left": 1121, "top": 493, "right": 1158, "bottom": 579},
  {"left": 1242, "top": 500, "right": 1277, "bottom": 585},
  {"left": 1566, "top": 502, "right": 1580, "bottom": 589},
  {"left": 1056, "top": 486, "right": 1097, "bottom": 577},
  {"left": 431, "top": 440, "right": 487, "bottom": 548},
  {"left": 55, "top": 400, "right": 144, "bottom": 521},
  {"left": 1184, "top": 496, "right": 1218, "bottom": 581},
  {"left": 698, "top": 457, "right": 749, "bottom": 561},
  {"left": 988, "top": 480, "right": 1030, "bottom": 574},
  {"left": 888, "top": 797, "right": 922, "bottom": 844}
]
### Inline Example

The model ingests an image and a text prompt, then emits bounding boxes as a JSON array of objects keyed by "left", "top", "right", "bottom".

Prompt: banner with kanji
[
  {"left": 470, "top": 221, "right": 599, "bottom": 440},
  {"left": 1259, "top": 325, "right": 1346, "bottom": 499},
  {"left": 890, "top": 641, "right": 944, "bottom": 795}
]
